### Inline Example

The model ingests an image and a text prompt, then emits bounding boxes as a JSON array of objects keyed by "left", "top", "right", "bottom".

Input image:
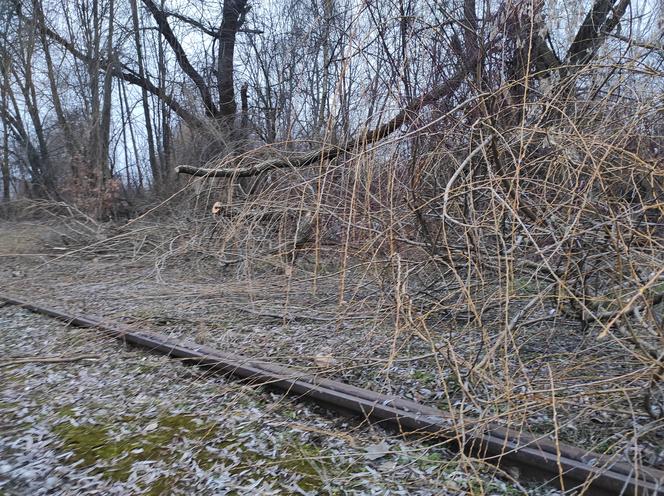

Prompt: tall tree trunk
[
  {"left": 240, "top": 81, "right": 249, "bottom": 130},
  {"left": 34, "top": 0, "right": 78, "bottom": 174},
  {"left": 14, "top": 24, "right": 57, "bottom": 197},
  {"left": 217, "top": 0, "right": 248, "bottom": 122},
  {"left": 86, "top": 0, "right": 102, "bottom": 186},
  {"left": 1, "top": 59, "right": 9, "bottom": 202},
  {"left": 157, "top": 3, "right": 172, "bottom": 182},
  {"left": 131, "top": 0, "right": 159, "bottom": 186},
  {"left": 97, "top": 0, "right": 115, "bottom": 188},
  {"left": 315, "top": 0, "right": 333, "bottom": 137}
]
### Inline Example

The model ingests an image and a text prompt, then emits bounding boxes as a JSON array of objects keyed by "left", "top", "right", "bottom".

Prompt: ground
[
  {"left": 0, "top": 305, "right": 543, "bottom": 495},
  {"left": 0, "top": 217, "right": 661, "bottom": 494}
]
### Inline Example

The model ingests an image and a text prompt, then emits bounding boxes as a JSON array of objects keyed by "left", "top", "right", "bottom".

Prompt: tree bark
[
  {"left": 563, "top": 0, "right": 630, "bottom": 74},
  {"left": 240, "top": 81, "right": 249, "bottom": 130},
  {"left": 217, "top": 0, "right": 248, "bottom": 121},
  {"left": 1, "top": 59, "right": 9, "bottom": 202},
  {"left": 97, "top": 0, "right": 115, "bottom": 186}
]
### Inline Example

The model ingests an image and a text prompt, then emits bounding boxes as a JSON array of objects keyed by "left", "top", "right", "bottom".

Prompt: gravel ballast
[{"left": 0, "top": 304, "right": 540, "bottom": 495}]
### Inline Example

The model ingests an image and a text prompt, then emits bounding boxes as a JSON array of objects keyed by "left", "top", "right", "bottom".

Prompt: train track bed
[
  {"left": 0, "top": 304, "right": 549, "bottom": 495},
  {"left": 1, "top": 219, "right": 663, "bottom": 494}
]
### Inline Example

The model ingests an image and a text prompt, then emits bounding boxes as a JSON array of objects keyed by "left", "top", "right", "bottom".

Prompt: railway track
[{"left": 1, "top": 293, "right": 662, "bottom": 495}]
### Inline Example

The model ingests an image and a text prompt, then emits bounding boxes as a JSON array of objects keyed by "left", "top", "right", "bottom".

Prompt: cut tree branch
[{"left": 0, "top": 354, "right": 100, "bottom": 367}]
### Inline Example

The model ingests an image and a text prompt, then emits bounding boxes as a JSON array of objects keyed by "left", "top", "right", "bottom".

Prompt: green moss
[
  {"left": 0, "top": 400, "right": 17, "bottom": 410},
  {"left": 212, "top": 434, "right": 359, "bottom": 492},
  {"left": 281, "top": 443, "right": 326, "bottom": 482},
  {"left": 52, "top": 411, "right": 369, "bottom": 493},
  {"left": 57, "top": 405, "right": 75, "bottom": 418},
  {"left": 1, "top": 371, "right": 23, "bottom": 381},
  {"left": 281, "top": 408, "right": 298, "bottom": 420},
  {"left": 53, "top": 422, "right": 112, "bottom": 467},
  {"left": 144, "top": 475, "right": 179, "bottom": 496},
  {"left": 53, "top": 413, "right": 218, "bottom": 485},
  {"left": 412, "top": 369, "right": 436, "bottom": 385},
  {"left": 134, "top": 363, "right": 161, "bottom": 374},
  {"left": 418, "top": 450, "right": 444, "bottom": 465}
]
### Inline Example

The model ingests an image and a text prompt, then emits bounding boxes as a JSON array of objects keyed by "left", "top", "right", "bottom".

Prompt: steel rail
[{"left": 1, "top": 293, "right": 662, "bottom": 495}]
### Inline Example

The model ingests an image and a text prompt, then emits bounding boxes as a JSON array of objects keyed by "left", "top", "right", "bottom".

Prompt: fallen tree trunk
[{"left": 175, "top": 58, "right": 476, "bottom": 178}]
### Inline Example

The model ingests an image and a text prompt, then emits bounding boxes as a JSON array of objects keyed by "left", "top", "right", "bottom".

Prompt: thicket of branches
[{"left": 1, "top": 0, "right": 663, "bottom": 426}]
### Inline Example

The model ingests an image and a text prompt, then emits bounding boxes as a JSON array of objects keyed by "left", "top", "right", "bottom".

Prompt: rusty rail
[{"left": 1, "top": 293, "right": 662, "bottom": 495}]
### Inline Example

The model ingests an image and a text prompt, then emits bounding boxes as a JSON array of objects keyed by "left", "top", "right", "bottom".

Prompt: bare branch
[
  {"left": 163, "top": 10, "right": 263, "bottom": 38},
  {"left": 142, "top": 0, "right": 218, "bottom": 117},
  {"left": 563, "top": 0, "right": 631, "bottom": 75}
]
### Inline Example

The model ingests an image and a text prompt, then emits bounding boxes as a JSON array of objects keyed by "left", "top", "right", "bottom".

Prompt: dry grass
[{"left": 150, "top": 53, "right": 664, "bottom": 472}]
